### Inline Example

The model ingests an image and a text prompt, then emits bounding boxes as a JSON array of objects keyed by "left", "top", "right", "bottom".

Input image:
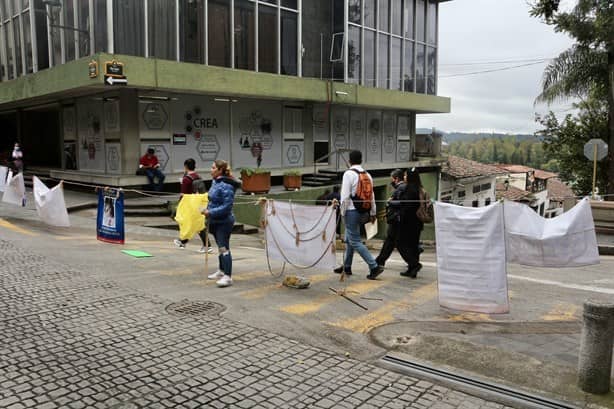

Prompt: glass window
[
  {"left": 34, "top": 3, "right": 48, "bottom": 70},
  {"left": 148, "top": 0, "right": 176, "bottom": 60},
  {"left": 404, "top": 0, "right": 414, "bottom": 39},
  {"left": 114, "top": 0, "right": 144, "bottom": 56},
  {"left": 364, "top": 29, "right": 375, "bottom": 87},
  {"left": 457, "top": 190, "right": 465, "bottom": 198},
  {"left": 472, "top": 200, "right": 478, "bottom": 208},
  {"left": 261, "top": 0, "right": 277, "bottom": 4},
  {"left": 472, "top": 185, "right": 480, "bottom": 194},
  {"left": 78, "top": 1, "right": 90, "bottom": 56},
  {"left": 0, "top": 2, "right": 7, "bottom": 20},
  {"left": 22, "top": 9, "right": 31, "bottom": 73},
  {"left": 390, "top": 37, "right": 401, "bottom": 90},
  {"left": 12, "top": 0, "right": 19, "bottom": 14},
  {"left": 378, "top": 0, "right": 389, "bottom": 32},
  {"left": 94, "top": 0, "right": 107, "bottom": 53},
  {"left": 5, "top": 21, "right": 14, "bottom": 79},
  {"left": 427, "top": 0, "right": 436, "bottom": 44},
  {"left": 280, "top": 10, "right": 297, "bottom": 75},
  {"left": 364, "top": 0, "right": 375, "bottom": 28},
  {"left": 208, "top": 0, "right": 230, "bottom": 67},
  {"left": 391, "top": 0, "right": 401, "bottom": 35},
  {"left": 180, "top": 0, "right": 203, "bottom": 63},
  {"left": 348, "top": 25, "right": 360, "bottom": 84},
  {"left": 481, "top": 183, "right": 491, "bottom": 191},
  {"left": 349, "top": 0, "right": 361, "bottom": 24},
  {"left": 403, "top": 39, "right": 414, "bottom": 91},
  {"left": 377, "top": 34, "right": 388, "bottom": 88},
  {"left": 415, "top": 0, "right": 424, "bottom": 43},
  {"left": 426, "top": 45, "right": 436, "bottom": 94},
  {"left": 281, "top": 0, "right": 297, "bottom": 9},
  {"left": 258, "top": 4, "right": 277, "bottom": 73},
  {"left": 234, "top": 0, "right": 254, "bottom": 70},
  {"left": 12, "top": 17, "right": 21, "bottom": 75},
  {"left": 485, "top": 198, "right": 491, "bottom": 206},
  {"left": 64, "top": 0, "right": 75, "bottom": 61},
  {"left": 415, "top": 43, "right": 425, "bottom": 93}
]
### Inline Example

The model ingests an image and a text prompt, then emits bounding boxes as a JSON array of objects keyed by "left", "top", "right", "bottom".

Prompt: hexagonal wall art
[
  {"left": 286, "top": 144, "right": 302, "bottom": 165},
  {"left": 197, "top": 135, "right": 221, "bottom": 162},
  {"left": 143, "top": 103, "right": 168, "bottom": 130}
]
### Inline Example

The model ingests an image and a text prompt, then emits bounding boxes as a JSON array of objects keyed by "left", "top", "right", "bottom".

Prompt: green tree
[
  {"left": 536, "top": 97, "right": 609, "bottom": 195},
  {"left": 531, "top": 0, "right": 614, "bottom": 198}
]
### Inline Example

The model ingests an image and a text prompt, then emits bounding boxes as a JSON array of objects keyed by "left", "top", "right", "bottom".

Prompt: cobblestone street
[{"left": 0, "top": 238, "right": 515, "bottom": 409}]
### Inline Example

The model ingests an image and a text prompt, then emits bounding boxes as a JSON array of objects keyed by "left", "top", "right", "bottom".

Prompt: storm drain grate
[{"left": 166, "top": 300, "right": 226, "bottom": 317}]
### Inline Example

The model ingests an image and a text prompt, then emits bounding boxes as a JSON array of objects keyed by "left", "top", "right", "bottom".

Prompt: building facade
[{"left": 0, "top": 0, "right": 450, "bottom": 186}]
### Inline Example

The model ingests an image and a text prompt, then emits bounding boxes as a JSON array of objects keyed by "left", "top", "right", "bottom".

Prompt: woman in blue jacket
[{"left": 202, "top": 159, "right": 241, "bottom": 287}]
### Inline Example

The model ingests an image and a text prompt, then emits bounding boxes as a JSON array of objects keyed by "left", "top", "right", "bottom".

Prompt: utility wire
[
  {"left": 440, "top": 57, "right": 552, "bottom": 66},
  {"left": 440, "top": 60, "right": 549, "bottom": 78}
]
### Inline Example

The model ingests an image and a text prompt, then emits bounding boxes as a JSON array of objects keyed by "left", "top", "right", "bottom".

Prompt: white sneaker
[
  {"left": 199, "top": 246, "right": 214, "bottom": 254},
  {"left": 216, "top": 275, "right": 233, "bottom": 287},
  {"left": 207, "top": 270, "right": 224, "bottom": 280},
  {"left": 173, "top": 239, "right": 185, "bottom": 248}
]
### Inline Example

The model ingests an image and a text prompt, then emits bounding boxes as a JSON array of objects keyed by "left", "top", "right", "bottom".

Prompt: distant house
[
  {"left": 440, "top": 156, "right": 507, "bottom": 207},
  {"left": 546, "top": 178, "right": 575, "bottom": 218},
  {"left": 496, "top": 182, "right": 533, "bottom": 204}
]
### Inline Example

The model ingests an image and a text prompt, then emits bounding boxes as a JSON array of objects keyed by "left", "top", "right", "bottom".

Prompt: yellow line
[
  {"left": 239, "top": 274, "right": 331, "bottom": 300},
  {"left": 0, "top": 218, "right": 38, "bottom": 236},
  {"left": 327, "top": 282, "right": 438, "bottom": 333},
  {"left": 280, "top": 279, "right": 387, "bottom": 316},
  {"left": 541, "top": 303, "right": 579, "bottom": 321},
  {"left": 447, "top": 312, "right": 493, "bottom": 322}
]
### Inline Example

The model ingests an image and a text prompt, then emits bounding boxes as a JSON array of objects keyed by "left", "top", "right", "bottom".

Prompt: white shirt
[{"left": 340, "top": 165, "right": 376, "bottom": 216}]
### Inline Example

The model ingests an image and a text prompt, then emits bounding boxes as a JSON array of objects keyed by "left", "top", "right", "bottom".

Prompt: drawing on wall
[
  {"left": 143, "top": 103, "right": 168, "bottom": 130},
  {"left": 107, "top": 145, "right": 120, "bottom": 171},
  {"left": 368, "top": 118, "right": 380, "bottom": 153},
  {"left": 383, "top": 115, "right": 395, "bottom": 154},
  {"left": 238, "top": 111, "right": 273, "bottom": 166},
  {"left": 286, "top": 145, "right": 302, "bottom": 165},
  {"left": 104, "top": 100, "right": 120, "bottom": 133},
  {"left": 81, "top": 113, "right": 102, "bottom": 160}
]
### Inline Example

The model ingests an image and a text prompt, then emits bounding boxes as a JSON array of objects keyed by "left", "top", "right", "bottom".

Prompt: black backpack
[{"left": 186, "top": 174, "right": 207, "bottom": 194}]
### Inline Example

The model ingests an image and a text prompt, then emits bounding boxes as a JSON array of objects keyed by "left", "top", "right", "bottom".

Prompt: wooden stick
[{"left": 329, "top": 287, "right": 368, "bottom": 310}]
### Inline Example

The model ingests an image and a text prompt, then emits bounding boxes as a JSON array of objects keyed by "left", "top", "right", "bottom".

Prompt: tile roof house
[{"left": 440, "top": 156, "right": 508, "bottom": 207}]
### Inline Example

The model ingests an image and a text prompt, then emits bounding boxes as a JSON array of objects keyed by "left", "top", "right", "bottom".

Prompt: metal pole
[
  {"left": 592, "top": 144, "right": 598, "bottom": 199},
  {"left": 578, "top": 300, "right": 614, "bottom": 394}
]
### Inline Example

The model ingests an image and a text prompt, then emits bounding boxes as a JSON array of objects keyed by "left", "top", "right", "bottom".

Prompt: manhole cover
[{"left": 166, "top": 300, "right": 226, "bottom": 317}]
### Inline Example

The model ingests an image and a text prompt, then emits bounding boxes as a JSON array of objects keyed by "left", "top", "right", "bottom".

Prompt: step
[
  {"left": 302, "top": 181, "right": 328, "bottom": 187},
  {"left": 303, "top": 176, "right": 337, "bottom": 182},
  {"left": 317, "top": 169, "right": 342, "bottom": 175},
  {"left": 124, "top": 208, "right": 171, "bottom": 217}
]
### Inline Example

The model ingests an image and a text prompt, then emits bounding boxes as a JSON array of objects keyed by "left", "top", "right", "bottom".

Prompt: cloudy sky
[{"left": 416, "top": 0, "right": 575, "bottom": 134}]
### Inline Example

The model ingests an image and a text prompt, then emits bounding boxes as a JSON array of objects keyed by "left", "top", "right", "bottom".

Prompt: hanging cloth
[{"left": 33, "top": 176, "right": 71, "bottom": 227}]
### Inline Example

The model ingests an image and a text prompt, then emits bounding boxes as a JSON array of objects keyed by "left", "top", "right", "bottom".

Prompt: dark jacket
[
  {"left": 386, "top": 181, "right": 406, "bottom": 224},
  {"left": 399, "top": 182, "right": 422, "bottom": 229},
  {"left": 207, "top": 176, "right": 240, "bottom": 224}
]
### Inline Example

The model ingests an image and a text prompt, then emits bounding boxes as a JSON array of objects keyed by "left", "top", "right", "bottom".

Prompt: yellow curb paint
[
  {"left": 541, "top": 303, "right": 579, "bottom": 321},
  {"left": 327, "top": 282, "right": 438, "bottom": 333},
  {"left": 280, "top": 279, "right": 387, "bottom": 316},
  {"left": 447, "top": 312, "right": 493, "bottom": 322},
  {"left": 240, "top": 274, "right": 331, "bottom": 300},
  {"left": 0, "top": 218, "right": 37, "bottom": 236}
]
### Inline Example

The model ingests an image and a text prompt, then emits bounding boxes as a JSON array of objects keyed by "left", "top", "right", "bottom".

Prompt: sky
[{"left": 416, "top": 0, "right": 576, "bottom": 135}]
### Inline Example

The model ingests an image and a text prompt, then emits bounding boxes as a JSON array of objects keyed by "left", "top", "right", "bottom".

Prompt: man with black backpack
[
  {"left": 173, "top": 158, "right": 213, "bottom": 253},
  {"left": 334, "top": 150, "right": 384, "bottom": 280}
]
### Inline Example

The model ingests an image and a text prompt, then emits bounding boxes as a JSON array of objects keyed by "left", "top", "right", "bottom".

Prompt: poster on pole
[{"left": 96, "top": 188, "right": 125, "bottom": 244}]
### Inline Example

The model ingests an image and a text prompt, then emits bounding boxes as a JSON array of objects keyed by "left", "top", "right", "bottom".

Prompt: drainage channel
[{"left": 381, "top": 355, "right": 580, "bottom": 409}]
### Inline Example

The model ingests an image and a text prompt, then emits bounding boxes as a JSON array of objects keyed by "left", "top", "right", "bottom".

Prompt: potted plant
[
  {"left": 240, "top": 167, "right": 271, "bottom": 194},
  {"left": 283, "top": 169, "right": 302, "bottom": 191}
]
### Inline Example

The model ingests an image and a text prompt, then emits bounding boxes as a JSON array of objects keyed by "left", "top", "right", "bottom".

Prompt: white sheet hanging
[
  {"left": 504, "top": 198, "right": 599, "bottom": 267},
  {"left": 265, "top": 200, "right": 336, "bottom": 270},
  {"left": 1, "top": 171, "right": 25, "bottom": 206},
  {"left": 435, "top": 201, "right": 509, "bottom": 314},
  {"left": 0, "top": 166, "right": 8, "bottom": 192},
  {"left": 33, "top": 176, "right": 71, "bottom": 227}
]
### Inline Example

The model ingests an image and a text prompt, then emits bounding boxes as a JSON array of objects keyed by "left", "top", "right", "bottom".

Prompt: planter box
[
  {"left": 241, "top": 171, "right": 271, "bottom": 194},
  {"left": 283, "top": 175, "right": 302, "bottom": 190}
]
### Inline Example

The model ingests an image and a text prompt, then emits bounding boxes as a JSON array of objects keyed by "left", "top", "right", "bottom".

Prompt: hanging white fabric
[
  {"left": 1, "top": 171, "right": 26, "bottom": 206},
  {"left": 0, "top": 165, "right": 8, "bottom": 192},
  {"left": 265, "top": 200, "right": 336, "bottom": 270},
  {"left": 32, "top": 176, "right": 71, "bottom": 227},
  {"left": 435, "top": 201, "right": 509, "bottom": 314},
  {"left": 504, "top": 198, "right": 599, "bottom": 267}
]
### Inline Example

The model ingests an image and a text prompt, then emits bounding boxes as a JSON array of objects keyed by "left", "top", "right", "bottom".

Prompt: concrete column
[
  {"left": 578, "top": 300, "right": 614, "bottom": 394},
  {"left": 118, "top": 89, "right": 141, "bottom": 176}
]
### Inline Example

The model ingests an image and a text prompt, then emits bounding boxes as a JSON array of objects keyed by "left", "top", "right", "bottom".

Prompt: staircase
[{"left": 302, "top": 169, "right": 342, "bottom": 187}]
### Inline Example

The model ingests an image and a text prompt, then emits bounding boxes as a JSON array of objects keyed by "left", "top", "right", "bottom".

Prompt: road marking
[
  {"left": 0, "top": 218, "right": 37, "bottom": 236},
  {"left": 327, "top": 282, "right": 438, "bottom": 333},
  {"left": 541, "top": 302, "right": 579, "bottom": 321},
  {"left": 239, "top": 274, "right": 330, "bottom": 300},
  {"left": 447, "top": 312, "right": 492, "bottom": 322},
  {"left": 280, "top": 279, "right": 387, "bottom": 316},
  {"left": 508, "top": 274, "right": 614, "bottom": 295}
]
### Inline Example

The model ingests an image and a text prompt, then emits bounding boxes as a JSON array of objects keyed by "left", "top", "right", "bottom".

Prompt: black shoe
[
  {"left": 334, "top": 266, "right": 352, "bottom": 275},
  {"left": 400, "top": 263, "right": 422, "bottom": 278},
  {"left": 367, "top": 265, "right": 384, "bottom": 280}
]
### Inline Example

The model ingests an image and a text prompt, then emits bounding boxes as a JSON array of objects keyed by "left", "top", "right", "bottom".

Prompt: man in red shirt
[{"left": 139, "top": 148, "right": 165, "bottom": 191}]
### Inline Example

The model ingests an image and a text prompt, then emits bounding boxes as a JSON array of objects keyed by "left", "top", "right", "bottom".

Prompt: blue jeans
[
  {"left": 343, "top": 209, "right": 377, "bottom": 271},
  {"left": 145, "top": 168, "right": 165, "bottom": 191},
  {"left": 209, "top": 218, "right": 234, "bottom": 276}
]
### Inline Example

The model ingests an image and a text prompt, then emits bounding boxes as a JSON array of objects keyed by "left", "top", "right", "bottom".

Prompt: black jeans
[
  {"left": 376, "top": 223, "right": 418, "bottom": 268},
  {"left": 180, "top": 229, "right": 208, "bottom": 246}
]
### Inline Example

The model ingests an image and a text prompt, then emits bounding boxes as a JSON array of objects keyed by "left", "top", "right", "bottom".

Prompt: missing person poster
[{"left": 96, "top": 188, "right": 125, "bottom": 244}]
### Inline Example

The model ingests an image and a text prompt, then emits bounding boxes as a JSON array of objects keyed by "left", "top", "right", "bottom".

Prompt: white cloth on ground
[
  {"left": 265, "top": 200, "right": 336, "bottom": 270},
  {"left": 434, "top": 201, "right": 509, "bottom": 314},
  {"left": 504, "top": 198, "right": 599, "bottom": 267},
  {"left": 1, "top": 171, "right": 25, "bottom": 206},
  {"left": 33, "top": 176, "right": 71, "bottom": 227}
]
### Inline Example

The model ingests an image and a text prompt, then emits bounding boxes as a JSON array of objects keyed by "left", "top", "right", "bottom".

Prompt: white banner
[
  {"left": 0, "top": 166, "right": 7, "bottom": 192},
  {"left": 504, "top": 198, "right": 599, "bottom": 267},
  {"left": 33, "top": 177, "right": 71, "bottom": 227},
  {"left": 435, "top": 201, "right": 509, "bottom": 314},
  {"left": 265, "top": 200, "right": 336, "bottom": 270},
  {"left": 1, "top": 171, "right": 25, "bottom": 206}
]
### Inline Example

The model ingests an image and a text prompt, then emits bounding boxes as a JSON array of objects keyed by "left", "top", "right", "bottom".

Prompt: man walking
[
  {"left": 375, "top": 169, "right": 412, "bottom": 271},
  {"left": 334, "top": 150, "right": 384, "bottom": 280}
]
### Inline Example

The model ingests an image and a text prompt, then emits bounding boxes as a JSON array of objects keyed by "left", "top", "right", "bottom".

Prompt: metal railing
[{"left": 313, "top": 148, "right": 352, "bottom": 175}]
